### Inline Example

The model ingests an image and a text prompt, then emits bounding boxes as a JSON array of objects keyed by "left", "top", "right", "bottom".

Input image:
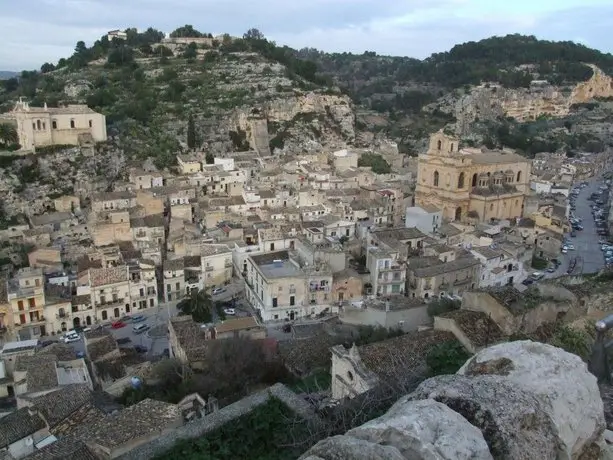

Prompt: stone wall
[
  {"left": 117, "top": 383, "right": 319, "bottom": 460},
  {"left": 300, "top": 341, "right": 609, "bottom": 460}
]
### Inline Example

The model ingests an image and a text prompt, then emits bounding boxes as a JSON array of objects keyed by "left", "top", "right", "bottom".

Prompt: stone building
[
  {"left": 2, "top": 99, "right": 107, "bottom": 152},
  {"left": 415, "top": 130, "right": 532, "bottom": 222}
]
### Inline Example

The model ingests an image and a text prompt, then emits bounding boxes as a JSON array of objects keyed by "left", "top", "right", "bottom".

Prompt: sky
[{"left": 1, "top": 0, "right": 612, "bottom": 70}]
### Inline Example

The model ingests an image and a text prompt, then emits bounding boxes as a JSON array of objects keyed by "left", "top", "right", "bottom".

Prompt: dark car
[
  {"left": 522, "top": 278, "right": 534, "bottom": 286},
  {"left": 39, "top": 340, "right": 58, "bottom": 348},
  {"left": 134, "top": 345, "right": 148, "bottom": 353},
  {"left": 116, "top": 337, "right": 132, "bottom": 345}
]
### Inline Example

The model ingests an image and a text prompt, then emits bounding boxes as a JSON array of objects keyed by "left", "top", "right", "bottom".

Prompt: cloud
[{"left": 0, "top": 0, "right": 611, "bottom": 70}]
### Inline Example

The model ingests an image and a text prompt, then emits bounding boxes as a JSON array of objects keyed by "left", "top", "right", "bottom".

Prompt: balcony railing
[{"left": 97, "top": 299, "right": 125, "bottom": 308}]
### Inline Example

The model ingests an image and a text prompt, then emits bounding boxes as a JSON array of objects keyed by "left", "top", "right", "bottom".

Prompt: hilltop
[{"left": 1, "top": 30, "right": 613, "bottom": 166}]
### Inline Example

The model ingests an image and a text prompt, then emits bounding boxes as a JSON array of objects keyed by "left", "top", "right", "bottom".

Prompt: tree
[
  {"left": 170, "top": 25, "right": 203, "bottom": 38},
  {"left": 243, "top": 28, "right": 265, "bottom": 41},
  {"left": 426, "top": 341, "right": 472, "bottom": 376},
  {"left": 0, "top": 124, "right": 18, "bottom": 147},
  {"left": 40, "top": 62, "right": 55, "bottom": 73},
  {"left": 183, "top": 42, "right": 198, "bottom": 60},
  {"left": 177, "top": 289, "right": 213, "bottom": 323},
  {"left": 186, "top": 115, "right": 196, "bottom": 149},
  {"left": 205, "top": 152, "right": 214, "bottom": 164}
]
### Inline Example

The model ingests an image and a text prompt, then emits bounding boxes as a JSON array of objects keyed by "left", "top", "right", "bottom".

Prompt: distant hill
[{"left": 0, "top": 71, "right": 18, "bottom": 80}]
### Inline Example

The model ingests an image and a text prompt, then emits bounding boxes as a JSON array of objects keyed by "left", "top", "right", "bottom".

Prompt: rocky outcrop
[
  {"left": 571, "top": 65, "right": 613, "bottom": 104},
  {"left": 300, "top": 340, "right": 606, "bottom": 460}
]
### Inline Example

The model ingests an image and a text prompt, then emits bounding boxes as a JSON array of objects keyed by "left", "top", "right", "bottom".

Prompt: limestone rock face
[
  {"left": 299, "top": 435, "right": 406, "bottom": 460},
  {"left": 458, "top": 340, "right": 605, "bottom": 459},
  {"left": 347, "top": 399, "right": 493, "bottom": 460},
  {"left": 408, "top": 374, "right": 559, "bottom": 460}
]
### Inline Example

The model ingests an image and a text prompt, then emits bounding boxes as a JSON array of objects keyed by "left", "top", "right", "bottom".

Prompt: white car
[
  {"left": 212, "top": 287, "right": 226, "bottom": 295},
  {"left": 223, "top": 308, "right": 236, "bottom": 315},
  {"left": 62, "top": 333, "right": 80, "bottom": 343}
]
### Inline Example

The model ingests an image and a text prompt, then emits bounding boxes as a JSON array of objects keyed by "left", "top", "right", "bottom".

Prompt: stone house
[
  {"left": 211, "top": 316, "right": 266, "bottom": 340},
  {"left": 201, "top": 245, "right": 233, "bottom": 290},
  {"left": 135, "top": 191, "right": 165, "bottom": 216},
  {"left": 330, "top": 329, "right": 455, "bottom": 400},
  {"left": 257, "top": 227, "right": 296, "bottom": 253},
  {"left": 163, "top": 258, "right": 185, "bottom": 302},
  {"left": 53, "top": 195, "right": 80, "bottom": 213},
  {"left": 128, "top": 169, "right": 164, "bottom": 190},
  {"left": 433, "top": 309, "right": 505, "bottom": 354},
  {"left": 27, "top": 248, "right": 62, "bottom": 271},
  {"left": 177, "top": 155, "right": 202, "bottom": 174},
  {"left": 90, "top": 210, "right": 132, "bottom": 247},
  {"left": 405, "top": 205, "right": 443, "bottom": 235},
  {"left": 127, "top": 261, "right": 158, "bottom": 312},
  {"left": 471, "top": 245, "right": 528, "bottom": 287},
  {"left": 244, "top": 251, "right": 335, "bottom": 322},
  {"left": 30, "top": 212, "right": 77, "bottom": 233},
  {"left": 331, "top": 268, "right": 363, "bottom": 305},
  {"left": 7, "top": 268, "right": 47, "bottom": 339},
  {"left": 168, "top": 316, "right": 208, "bottom": 369},
  {"left": 3, "top": 99, "right": 107, "bottom": 152},
  {"left": 87, "top": 266, "right": 131, "bottom": 322},
  {"left": 407, "top": 250, "right": 481, "bottom": 300},
  {"left": 130, "top": 214, "right": 165, "bottom": 249},
  {"left": 91, "top": 191, "right": 137, "bottom": 213}
]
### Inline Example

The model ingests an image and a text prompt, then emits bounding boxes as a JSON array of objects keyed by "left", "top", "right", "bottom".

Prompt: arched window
[
  {"left": 450, "top": 143, "right": 454, "bottom": 152},
  {"left": 70, "top": 119, "right": 75, "bottom": 128},
  {"left": 472, "top": 173, "right": 477, "bottom": 187},
  {"left": 36, "top": 120, "right": 41, "bottom": 130},
  {"left": 516, "top": 171, "right": 522, "bottom": 182},
  {"left": 458, "top": 172, "right": 465, "bottom": 189},
  {"left": 52, "top": 120, "right": 57, "bottom": 129},
  {"left": 437, "top": 140, "right": 442, "bottom": 150},
  {"left": 88, "top": 120, "right": 92, "bottom": 128},
  {"left": 433, "top": 171, "right": 439, "bottom": 187}
]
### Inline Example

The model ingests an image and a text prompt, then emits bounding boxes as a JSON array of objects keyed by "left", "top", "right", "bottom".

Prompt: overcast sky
[{"left": 2, "top": 0, "right": 612, "bottom": 70}]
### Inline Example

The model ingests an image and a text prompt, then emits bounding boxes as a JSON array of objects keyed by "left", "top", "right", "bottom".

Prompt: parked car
[
  {"left": 134, "top": 345, "right": 148, "bottom": 353},
  {"left": 522, "top": 278, "right": 534, "bottom": 286},
  {"left": 212, "top": 287, "right": 226, "bottom": 295},
  {"left": 132, "top": 323, "right": 150, "bottom": 334},
  {"left": 131, "top": 315, "right": 146, "bottom": 323},
  {"left": 223, "top": 308, "right": 236, "bottom": 315},
  {"left": 62, "top": 332, "right": 80, "bottom": 343},
  {"left": 116, "top": 337, "right": 132, "bottom": 345},
  {"left": 39, "top": 340, "right": 58, "bottom": 348},
  {"left": 546, "top": 267, "right": 556, "bottom": 273},
  {"left": 570, "top": 231, "right": 577, "bottom": 237},
  {"left": 111, "top": 321, "right": 126, "bottom": 329},
  {"left": 120, "top": 315, "right": 132, "bottom": 322}
]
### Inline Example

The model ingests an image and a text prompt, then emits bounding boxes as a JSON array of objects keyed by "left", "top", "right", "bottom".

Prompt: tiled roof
[
  {"left": 279, "top": 332, "right": 339, "bottom": 375},
  {"left": 38, "top": 343, "right": 77, "bottom": 361},
  {"left": 170, "top": 317, "right": 208, "bottom": 363},
  {"left": 359, "top": 330, "right": 455, "bottom": 379},
  {"left": 29, "top": 384, "right": 93, "bottom": 428},
  {"left": 439, "top": 310, "right": 505, "bottom": 348},
  {"left": 0, "top": 407, "right": 46, "bottom": 448},
  {"left": 92, "top": 190, "right": 136, "bottom": 202},
  {"left": 14, "top": 354, "right": 59, "bottom": 393},
  {"left": 89, "top": 266, "right": 128, "bottom": 287},
  {"left": 215, "top": 317, "right": 260, "bottom": 334},
  {"left": 409, "top": 255, "right": 481, "bottom": 278},
  {"left": 371, "top": 227, "right": 426, "bottom": 241},
  {"left": 87, "top": 334, "right": 118, "bottom": 362},
  {"left": 22, "top": 438, "right": 100, "bottom": 460},
  {"left": 164, "top": 257, "right": 184, "bottom": 271},
  {"left": 84, "top": 399, "right": 180, "bottom": 450}
]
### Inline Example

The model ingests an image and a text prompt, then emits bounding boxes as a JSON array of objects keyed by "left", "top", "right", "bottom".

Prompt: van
[{"left": 132, "top": 324, "right": 150, "bottom": 334}]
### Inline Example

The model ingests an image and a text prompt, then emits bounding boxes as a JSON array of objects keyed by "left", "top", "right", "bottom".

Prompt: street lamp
[{"left": 588, "top": 314, "right": 613, "bottom": 384}]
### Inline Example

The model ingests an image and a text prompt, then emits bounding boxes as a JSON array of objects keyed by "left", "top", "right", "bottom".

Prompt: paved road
[
  {"left": 559, "top": 180, "right": 606, "bottom": 275},
  {"left": 53, "top": 279, "right": 247, "bottom": 357}
]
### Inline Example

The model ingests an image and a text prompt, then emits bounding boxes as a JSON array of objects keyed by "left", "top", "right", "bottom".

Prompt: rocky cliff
[
  {"left": 300, "top": 341, "right": 609, "bottom": 460},
  {"left": 444, "top": 64, "right": 613, "bottom": 135}
]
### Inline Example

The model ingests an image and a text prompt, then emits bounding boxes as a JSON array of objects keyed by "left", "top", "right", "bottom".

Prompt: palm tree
[
  {"left": 0, "top": 123, "right": 18, "bottom": 147},
  {"left": 178, "top": 289, "right": 213, "bottom": 323}
]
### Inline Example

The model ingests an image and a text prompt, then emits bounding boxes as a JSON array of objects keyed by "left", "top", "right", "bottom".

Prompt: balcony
[
  {"left": 205, "top": 266, "right": 214, "bottom": 272},
  {"left": 97, "top": 299, "right": 126, "bottom": 309},
  {"left": 289, "top": 287, "right": 296, "bottom": 294},
  {"left": 379, "top": 264, "right": 404, "bottom": 272},
  {"left": 309, "top": 285, "right": 330, "bottom": 293}
]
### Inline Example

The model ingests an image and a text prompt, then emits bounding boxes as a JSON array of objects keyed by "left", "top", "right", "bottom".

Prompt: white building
[
  {"left": 471, "top": 245, "right": 528, "bottom": 288},
  {"left": 405, "top": 205, "right": 442, "bottom": 234}
]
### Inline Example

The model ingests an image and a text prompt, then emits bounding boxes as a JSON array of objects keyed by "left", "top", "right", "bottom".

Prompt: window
[
  {"left": 270, "top": 243, "right": 275, "bottom": 251},
  {"left": 437, "top": 140, "right": 442, "bottom": 150},
  {"left": 347, "top": 371, "right": 354, "bottom": 381},
  {"left": 102, "top": 311, "right": 108, "bottom": 320},
  {"left": 37, "top": 120, "right": 41, "bottom": 130},
  {"left": 150, "top": 299, "right": 154, "bottom": 307},
  {"left": 166, "top": 284, "right": 171, "bottom": 293},
  {"left": 52, "top": 120, "right": 57, "bottom": 129},
  {"left": 272, "top": 297, "right": 278, "bottom": 308},
  {"left": 433, "top": 171, "right": 439, "bottom": 187},
  {"left": 18, "top": 300, "right": 24, "bottom": 310},
  {"left": 176, "top": 282, "right": 180, "bottom": 290},
  {"left": 88, "top": 120, "right": 92, "bottom": 128},
  {"left": 290, "top": 296, "right": 295, "bottom": 306},
  {"left": 140, "top": 288, "right": 144, "bottom": 297},
  {"left": 457, "top": 172, "right": 465, "bottom": 189},
  {"left": 490, "top": 204, "right": 494, "bottom": 211},
  {"left": 35, "top": 278, "right": 40, "bottom": 287},
  {"left": 70, "top": 119, "right": 75, "bottom": 128},
  {"left": 516, "top": 171, "right": 522, "bottom": 182},
  {"left": 32, "top": 122, "right": 36, "bottom": 130}
]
